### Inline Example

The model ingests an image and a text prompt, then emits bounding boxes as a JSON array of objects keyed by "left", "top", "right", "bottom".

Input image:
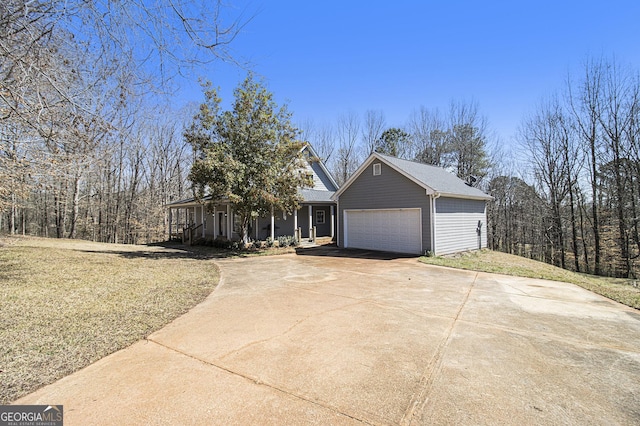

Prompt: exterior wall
[
  {"left": 309, "top": 161, "right": 337, "bottom": 191},
  {"left": 255, "top": 211, "right": 296, "bottom": 240},
  {"left": 434, "top": 197, "right": 487, "bottom": 255},
  {"left": 311, "top": 205, "right": 332, "bottom": 237},
  {"left": 337, "top": 160, "right": 432, "bottom": 252},
  {"left": 255, "top": 206, "right": 334, "bottom": 240}
]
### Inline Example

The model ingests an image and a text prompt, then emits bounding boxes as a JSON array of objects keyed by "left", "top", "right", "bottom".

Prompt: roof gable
[
  {"left": 301, "top": 144, "right": 339, "bottom": 192},
  {"left": 333, "top": 152, "right": 492, "bottom": 201}
]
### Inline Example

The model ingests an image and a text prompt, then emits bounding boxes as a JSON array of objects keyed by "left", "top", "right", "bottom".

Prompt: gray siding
[
  {"left": 310, "top": 161, "right": 337, "bottom": 191},
  {"left": 254, "top": 206, "right": 333, "bottom": 240},
  {"left": 337, "top": 161, "right": 432, "bottom": 252},
  {"left": 256, "top": 212, "right": 296, "bottom": 240},
  {"left": 434, "top": 197, "right": 487, "bottom": 255}
]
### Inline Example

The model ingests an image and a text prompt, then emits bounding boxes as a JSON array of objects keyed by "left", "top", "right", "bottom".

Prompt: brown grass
[
  {"left": 0, "top": 236, "right": 220, "bottom": 404},
  {"left": 420, "top": 249, "right": 640, "bottom": 309}
]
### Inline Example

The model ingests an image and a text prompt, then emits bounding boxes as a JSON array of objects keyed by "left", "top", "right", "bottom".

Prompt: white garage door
[{"left": 344, "top": 209, "right": 422, "bottom": 254}]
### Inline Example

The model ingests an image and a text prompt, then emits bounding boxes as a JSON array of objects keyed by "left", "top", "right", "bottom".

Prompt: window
[
  {"left": 316, "top": 210, "right": 325, "bottom": 224},
  {"left": 373, "top": 163, "right": 381, "bottom": 176}
]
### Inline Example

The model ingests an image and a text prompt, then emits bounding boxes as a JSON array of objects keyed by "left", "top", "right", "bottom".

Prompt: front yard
[{"left": 0, "top": 236, "right": 220, "bottom": 404}]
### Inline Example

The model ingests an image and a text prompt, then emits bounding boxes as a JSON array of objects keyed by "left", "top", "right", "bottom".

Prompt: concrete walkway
[{"left": 16, "top": 249, "right": 640, "bottom": 425}]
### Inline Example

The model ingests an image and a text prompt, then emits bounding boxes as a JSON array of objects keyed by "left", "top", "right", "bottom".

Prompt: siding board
[
  {"left": 434, "top": 197, "right": 487, "bottom": 255},
  {"left": 337, "top": 161, "right": 432, "bottom": 252}
]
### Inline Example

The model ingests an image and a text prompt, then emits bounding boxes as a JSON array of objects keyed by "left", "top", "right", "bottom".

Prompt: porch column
[
  {"left": 270, "top": 207, "right": 275, "bottom": 240},
  {"left": 293, "top": 208, "right": 298, "bottom": 235},
  {"left": 168, "top": 208, "right": 172, "bottom": 241},
  {"left": 308, "top": 205, "right": 313, "bottom": 239},
  {"left": 330, "top": 205, "right": 335, "bottom": 238},
  {"left": 226, "top": 205, "right": 231, "bottom": 238},
  {"left": 201, "top": 204, "right": 205, "bottom": 238}
]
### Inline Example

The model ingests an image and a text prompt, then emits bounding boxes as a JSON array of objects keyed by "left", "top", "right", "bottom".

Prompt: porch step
[
  {"left": 298, "top": 240, "right": 319, "bottom": 248},
  {"left": 297, "top": 237, "right": 335, "bottom": 249}
]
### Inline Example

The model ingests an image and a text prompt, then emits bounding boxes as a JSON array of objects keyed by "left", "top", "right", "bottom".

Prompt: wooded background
[{"left": 1, "top": 2, "right": 638, "bottom": 278}]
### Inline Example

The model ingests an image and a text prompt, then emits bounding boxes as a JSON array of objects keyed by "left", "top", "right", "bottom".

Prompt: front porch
[{"left": 166, "top": 199, "right": 335, "bottom": 245}]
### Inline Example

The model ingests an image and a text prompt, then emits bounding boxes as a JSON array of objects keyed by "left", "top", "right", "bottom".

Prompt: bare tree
[
  {"left": 362, "top": 110, "right": 386, "bottom": 154},
  {"left": 448, "top": 100, "right": 491, "bottom": 186},
  {"left": 409, "top": 106, "right": 449, "bottom": 166},
  {"left": 333, "top": 112, "right": 362, "bottom": 185},
  {"left": 567, "top": 59, "right": 604, "bottom": 274},
  {"left": 299, "top": 119, "right": 336, "bottom": 164}
]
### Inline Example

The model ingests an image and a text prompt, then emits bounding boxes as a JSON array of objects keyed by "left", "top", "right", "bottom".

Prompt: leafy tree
[
  {"left": 186, "top": 75, "right": 312, "bottom": 244},
  {"left": 374, "top": 127, "right": 411, "bottom": 157}
]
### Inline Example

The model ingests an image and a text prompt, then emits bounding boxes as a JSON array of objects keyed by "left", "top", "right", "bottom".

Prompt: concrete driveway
[{"left": 16, "top": 249, "right": 640, "bottom": 425}]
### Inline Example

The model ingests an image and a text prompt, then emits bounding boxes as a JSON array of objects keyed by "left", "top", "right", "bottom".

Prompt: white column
[
  {"left": 308, "top": 205, "right": 313, "bottom": 239},
  {"left": 293, "top": 208, "right": 298, "bottom": 235},
  {"left": 270, "top": 207, "right": 275, "bottom": 240},
  {"left": 330, "top": 205, "right": 335, "bottom": 238},
  {"left": 168, "top": 208, "right": 172, "bottom": 241},
  {"left": 226, "top": 204, "right": 231, "bottom": 238}
]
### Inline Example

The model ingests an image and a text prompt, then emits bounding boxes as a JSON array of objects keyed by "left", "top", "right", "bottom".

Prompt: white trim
[
  {"left": 332, "top": 153, "right": 436, "bottom": 200},
  {"left": 331, "top": 152, "right": 492, "bottom": 202}
]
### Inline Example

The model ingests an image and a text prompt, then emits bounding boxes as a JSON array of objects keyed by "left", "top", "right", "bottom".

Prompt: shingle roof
[
  {"left": 300, "top": 189, "right": 335, "bottom": 203},
  {"left": 377, "top": 154, "right": 491, "bottom": 199},
  {"left": 334, "top": 153, "right": 492, "bottom": 201}
]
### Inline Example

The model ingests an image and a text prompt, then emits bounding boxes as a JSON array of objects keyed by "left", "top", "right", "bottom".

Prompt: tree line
[
  {"left": 492, "top": 59, "right": 640, "bottom": 278},
  {"left": 0, "top": 0, "right": 244, "bottom": 243},
  {"left": 1, "top": 3, "right": 637, "bottom": 278}
]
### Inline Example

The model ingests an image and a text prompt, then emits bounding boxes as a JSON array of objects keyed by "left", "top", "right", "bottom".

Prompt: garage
[{"left": 344, "top": 208, "right": 422, "bottom": 254}]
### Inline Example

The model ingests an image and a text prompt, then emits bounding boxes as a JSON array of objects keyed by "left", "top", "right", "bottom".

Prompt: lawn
[
  {"left": 420, "top": 249, "right": 640, "bottom": 310},
  {"left": 0, "top": 236, "right": 221, "bottom": 404}
]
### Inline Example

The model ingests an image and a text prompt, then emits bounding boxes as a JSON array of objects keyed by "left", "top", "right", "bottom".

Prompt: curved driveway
[{"left": 17, "top": 249, "right": 640, "bottom": 424}]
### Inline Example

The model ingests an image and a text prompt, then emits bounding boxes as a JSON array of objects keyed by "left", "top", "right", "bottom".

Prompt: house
[
  {"left": 331, "top": 152, "right": 492, "bottom": 255},
  {"left": 166, "top": 144, "right": 338, "bottom": 243}
]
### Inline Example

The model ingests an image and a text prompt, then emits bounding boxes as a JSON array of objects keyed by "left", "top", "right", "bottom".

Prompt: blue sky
[{"left": 176, "top": 1, "right": 640, "bottom": 148}]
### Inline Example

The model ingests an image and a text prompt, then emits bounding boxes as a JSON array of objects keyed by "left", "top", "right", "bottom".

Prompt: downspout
[{"left": 430, "top": 191, "right": 441, "bottom": 255}]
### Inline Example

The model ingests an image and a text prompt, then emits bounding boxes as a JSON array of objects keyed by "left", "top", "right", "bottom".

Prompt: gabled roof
[
  {"left": 302, "top": 143, "right": 339, "bottom": 191},
  {"left": 333, "top": 152, "right": 492, "bottom": 201}
]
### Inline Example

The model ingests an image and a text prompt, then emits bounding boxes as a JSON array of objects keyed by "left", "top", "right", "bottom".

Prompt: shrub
[{"left": 277, "top": 235, "right": 298, "bottom": 248}]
